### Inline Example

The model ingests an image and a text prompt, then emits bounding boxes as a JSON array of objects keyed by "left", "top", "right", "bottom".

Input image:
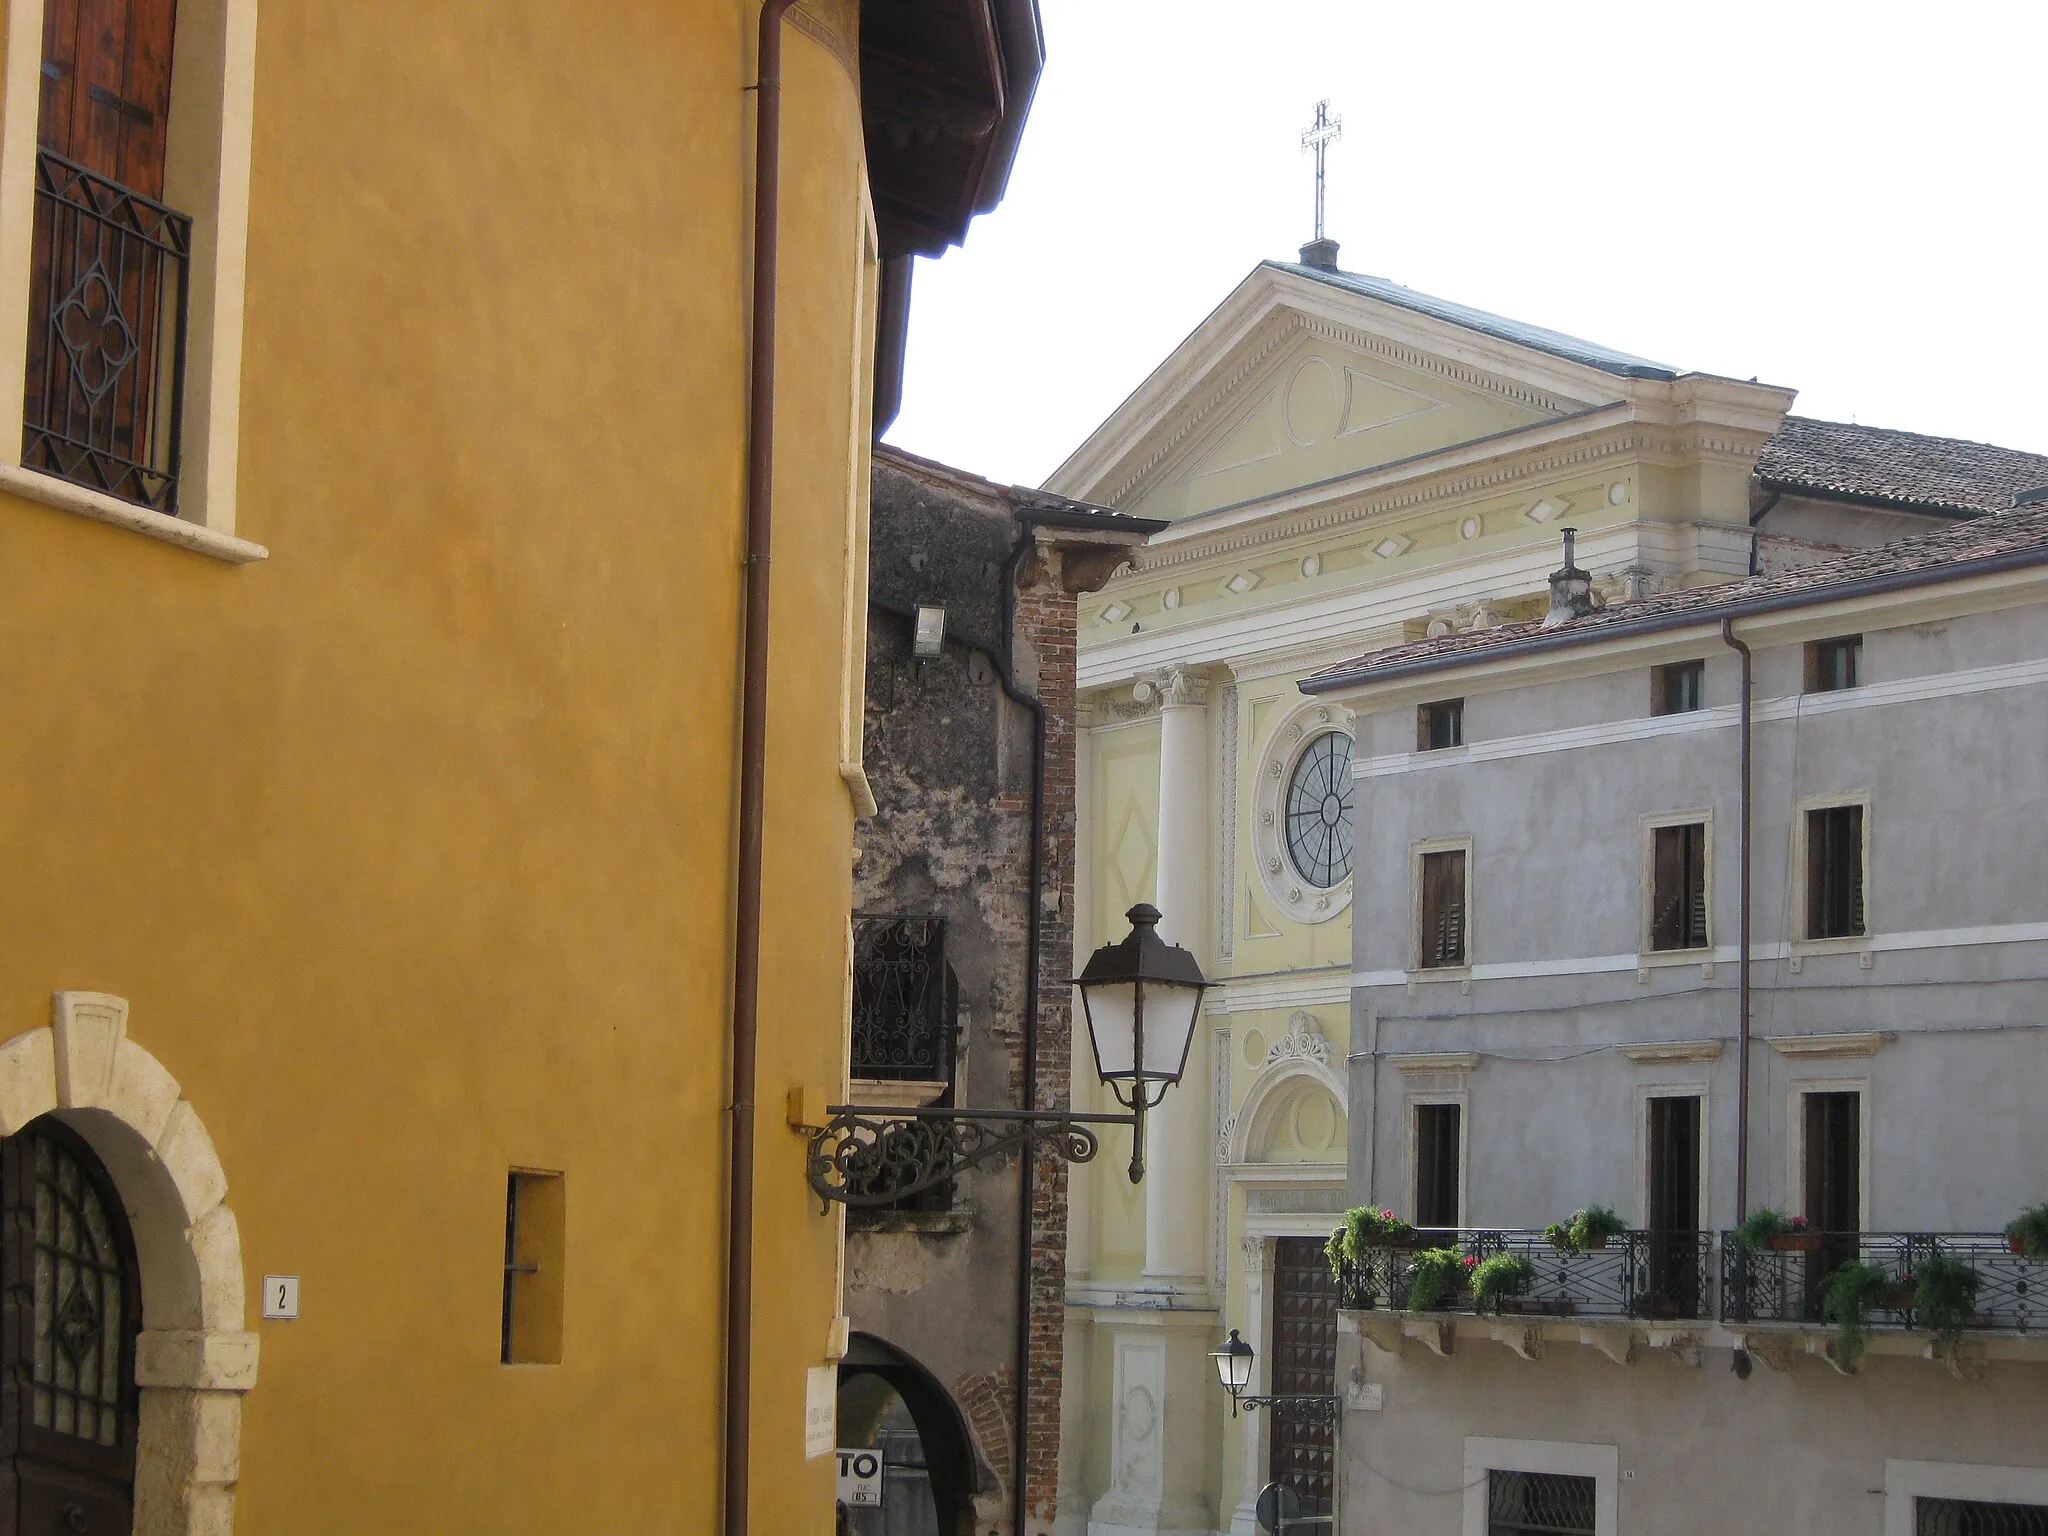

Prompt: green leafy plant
[
  {"left": 1404, "top": 1247, "right": 1467, "bottom": 1312},
  {"left": 1914, "top": 1252, "right": 1984, "bottom": 1347},
  {"left": 1734, "top": 1209, "right": 1809, "bottom": 1250},
  {"left": 1545, "top": 1205, "right": 1627, "bottom": 1253},
  {"left": 1822, "top": 1260, "right": 1893, "bottom": 1365},
  {"left": 1333, "top": 1206, "right": 1417, "bottom": 1265},
  {"left": 2006, "top": 1205, "right": 2048, "bottom": 1259},
  {"left": 1470, "top": 1252, "right": 1536, "bottom": 1314}
]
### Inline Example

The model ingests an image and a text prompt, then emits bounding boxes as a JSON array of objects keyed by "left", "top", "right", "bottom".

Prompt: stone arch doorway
[
  {"left": 0, "top": 994, "right": 255, "bottom": 1536},
  {"left": 837, "top": 1334, "right": 980, "bottom": 1536},
  {"left": 1, "top": 1115, "right": 145, "bottom": 1534}
]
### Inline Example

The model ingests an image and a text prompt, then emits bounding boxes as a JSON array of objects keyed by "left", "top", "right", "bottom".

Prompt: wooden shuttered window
[
  {"left": 1419, "top": 849, "right": 1467, "bottom": 969},
  {"left": 1806, "top": 804, "right": 1866, "bottom": 939},
  {"left": 1650, "top": 822, "right": 1708, "bottom": 951}
]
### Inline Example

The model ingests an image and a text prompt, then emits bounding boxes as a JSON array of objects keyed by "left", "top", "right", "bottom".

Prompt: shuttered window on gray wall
[
  {"left": 1650, "top": 822, "right": 1708, "bottom": 951},
  {"left": 1420, "top": 849, "right": 1467, "bottom": 969}
]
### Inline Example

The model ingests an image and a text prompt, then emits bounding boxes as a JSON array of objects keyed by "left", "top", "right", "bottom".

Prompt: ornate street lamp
[
  {"left": 806, "top": 904, "right": 1211, "bottom": 1207},
  {"left": 1208, "top": 1328, "right": 1341, "bottom": 1425}
]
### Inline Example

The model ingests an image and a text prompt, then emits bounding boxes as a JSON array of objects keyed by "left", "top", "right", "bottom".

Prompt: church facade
[{"left": 1048, "top": 241, "right": 2048, "bottom": 1535}]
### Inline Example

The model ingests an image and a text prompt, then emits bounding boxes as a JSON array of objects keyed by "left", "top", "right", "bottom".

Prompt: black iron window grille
[
  {"left": 852, "top": 916, "right": 955, "bottom": 1083},
  {"left": 1917, "top": 1498, "right": 2048, "bottom": 1536},
  {"left": 1488, "top": 1471, "right": 1596, "bottom": 1536},
  {"left": 24, "top": 148, "right": 192, "bottom": 513}
]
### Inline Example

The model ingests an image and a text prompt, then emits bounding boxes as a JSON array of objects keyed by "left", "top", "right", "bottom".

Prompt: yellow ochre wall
[{"left": 0, "top": 1, "right": 868, "bottom": 1531}]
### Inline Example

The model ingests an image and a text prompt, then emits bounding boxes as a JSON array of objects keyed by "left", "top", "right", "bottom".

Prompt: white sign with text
[{"left": 836, "top": 1448, "right": 883, "bottom": 1507}]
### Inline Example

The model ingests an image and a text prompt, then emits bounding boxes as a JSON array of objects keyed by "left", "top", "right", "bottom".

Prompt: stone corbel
[
  {"left": 1351, "top": 1312, "right": 1405, "bottom": 1355},
  {"left": 1487, "top": 1322, "right": 1545, "bottom": 1362},
  {"left": 1577, "top": 1325, "right": 1635, "bottom": 1366},
  {"left": 1644, "top": 1329, "right": 1703, "bottom": 1368},
  {"left": 1735, "top": 1332, "right": 1795, "bottom": 1373},
  {"left": 1403, "top": 1316, "right": 1457, "bottom": 1357},
  {"left": 1929, "top": 1339, "right": 1986, "bottom": 1383}
]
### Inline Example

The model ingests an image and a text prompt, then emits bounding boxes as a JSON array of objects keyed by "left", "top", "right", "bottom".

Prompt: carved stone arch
[
  {"left": 0, "top": 992, "right": 255, "bottom": 1534},
  {"left": 1226, "top": 1055, "right": 1347, "bottom": 1166}
]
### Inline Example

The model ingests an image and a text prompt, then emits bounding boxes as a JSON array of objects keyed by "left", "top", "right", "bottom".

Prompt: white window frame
[
  {"left": 1789, "top": 790, "right": 1872, "bottom": 953},
  {"left": 1639, "top": 809, "right": 1713, "bottom": 961},
  {"left": 1884, "top": 1459, "right": 2048, "bottom": 1536},
  {"left": 1462, "top": 1437, "right": 1617, "bottom": 1536},
  {"left": 1410, "top": 834, "right": 1473, "bottom": 977},
  {"left": 1633, "top": 1081, "right": 1711, "bottom": 1232},
  {"left": 0, "top": 0, "right": 264, "bottom": 562},
  {"left": 1787, "top": 1076, "right": 1872, "bottom": 1231},
  {"left": 1406, "top": 1092, "right": 1467, "bottom": 1230}
]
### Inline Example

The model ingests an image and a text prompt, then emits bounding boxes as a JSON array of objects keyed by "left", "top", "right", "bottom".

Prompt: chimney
[
  {"left": 1542, "top": 527, "right": 1594, "bottom": 628},
  {"left": 1298, "top": 237, "right": 1341, "bottom": 272}
]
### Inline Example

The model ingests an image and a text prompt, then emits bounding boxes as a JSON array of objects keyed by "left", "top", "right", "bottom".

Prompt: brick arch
[{"left": 0, "top": 992, "right": 255, "bottom": 1534}]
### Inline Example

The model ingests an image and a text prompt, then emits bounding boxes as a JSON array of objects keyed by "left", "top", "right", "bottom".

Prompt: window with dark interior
[
  {"left": 1652, "top": 659, "right": 1704, "bottom": 715},
  {"left": 501, "top": 1170, "right": 565, "bottom": 1365},
  {"left": 1806, "top": 804, "right": 1866, "bottom": 939},
  {"left": 849, "top": 916, "right": 959, "bottom": 1211},
  {"left": 1489, "top": 1471, "right": 1596, "bottom": 1536},
  {"left": 1418, "top": 848, "right": 1467, "bottom": 969},
  {"left": 1649, "top": 821, "right": 1708, "bottom": 951},
  {"left": 1916, "top": 1498, "right": 2048, "bottom": 1536},
  {"left": 1413, "top": 1103, "right": 1461, "bottom": 1229},
  {"left": 1417, "top": 699, "right": 1464, "bottom": 751},
  {"left": 26, "top": 0, "right": 192, "bottom": 512},
  {"left": 1806, "top": 635, "right": 1862, "bottom": 693}
]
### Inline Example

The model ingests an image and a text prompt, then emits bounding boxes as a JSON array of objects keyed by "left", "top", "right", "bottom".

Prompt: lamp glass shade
[
  {"left": 1136, "top": 979, "right": 1203, "bottom": 1084},
  {"left": 1079, "top": 979, "right": 1138, "bottom": 1081},
  {"left": 1211, "top": 1329, "right": 1254, "bottom": 1394}
]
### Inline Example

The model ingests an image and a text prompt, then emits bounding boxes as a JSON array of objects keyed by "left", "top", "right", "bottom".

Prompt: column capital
[
  {"left": 1133, "top": 665, "right": 1209, "bottom": 712},
  {"left": 1241, "top": 1231, "right": 1275, "bottom": 1275}
]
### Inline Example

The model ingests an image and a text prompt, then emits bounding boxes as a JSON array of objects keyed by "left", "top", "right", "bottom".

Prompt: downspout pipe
[
  {"left": 728, "top": 5, "right": 799, "bottom": 1535},
  {"left": 1720, "top": 620, "right": 1754, "bottom": 1221},
  {"left": 999, "top": 529, "right": 1048, "bottom": 1536}
]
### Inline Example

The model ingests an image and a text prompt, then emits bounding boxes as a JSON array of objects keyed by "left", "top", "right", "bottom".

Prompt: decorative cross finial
[{"left": 1300, "top": 99, "right": 1343, "bottom": 243}]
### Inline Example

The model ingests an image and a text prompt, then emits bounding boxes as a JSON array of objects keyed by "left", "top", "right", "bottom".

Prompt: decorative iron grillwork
[
  {"left": 1721, "top": 1232, "right": 2042, "bottom": 1333},
  {"left": 14, "top": 1124, "right": 138, "bottom": 1449},
  {"left": 1488, "top": 1470, "right": 1596, "bottom": 1536},
  {"left": 23, "top": 149, "right": 191, "bottom": 513},
  {"left": 1918, "top": 1498, "right": 2048, "bottom": 1536},
  {"left": 851, "top": 916, "right": 954, "bottom": 1081},
  {"left": 1334, "top": 1229, "right": 1715, "bottom": 1321},
  {"left": 807, "top": 1108, "right": 1105, "bottom": 1209}
]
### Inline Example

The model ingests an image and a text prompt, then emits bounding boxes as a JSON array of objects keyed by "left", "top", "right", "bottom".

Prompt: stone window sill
[{"left": 0, "top": 463, "right": 266, "bottom": 564}]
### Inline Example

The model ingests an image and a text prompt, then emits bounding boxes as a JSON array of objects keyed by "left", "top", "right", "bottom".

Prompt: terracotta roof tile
[{"left": 1756, "top": 416, "right": 2048, "bottom": 516}]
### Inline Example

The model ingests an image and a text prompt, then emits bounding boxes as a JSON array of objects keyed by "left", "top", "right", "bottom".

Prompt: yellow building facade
[{"left": 0, "top": 0, "right": 1038, "bottom": 1531}]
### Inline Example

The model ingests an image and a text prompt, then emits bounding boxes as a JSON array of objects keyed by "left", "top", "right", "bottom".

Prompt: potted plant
[
  {"left": 1915, "top": 1252, "right": 1984, "bottom": 1347},
  {"left": 1403, "top": 1246, "right": 1467, "bottom": 1312},
  {"left": 1822, "top": 1260, "right": 1892, "bottom": 1366},
  {"left": 1471, "top": 1252, "right": 1536, "bottom": 1315},
  {"left": 1544, "top": 1205, "right": 1627, "bottom": 1253},
  {"left": 2006, "top": 1205, "right": 2048, "bottom": 1259},
  {"left": 1735, "top": 1209, "right": 1818, "bottom": 1253}
]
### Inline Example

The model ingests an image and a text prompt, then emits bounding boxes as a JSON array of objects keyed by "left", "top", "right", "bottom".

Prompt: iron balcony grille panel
[
  {"left": 851, "top": 916, "right": 953, "bottom": 1082},
  {"left": 23, "top": 149, "right": 191, "bottom": 514},
  {"left": 1270, "top": 1237, "right": 1337, "bottom": 1516},
  {"left": 1720, "top": 1232, "right": 2042, "bottom": 1332},
  {"left": 1489, "top": 1471, "right": 1596, "bottom": 1536},
  {"left": 1335, "top": 1230, "right": 1716, "bottom": 1321},
  {"left": 1918, "top": 1500, "right": 2048, "bottom": 1536}
]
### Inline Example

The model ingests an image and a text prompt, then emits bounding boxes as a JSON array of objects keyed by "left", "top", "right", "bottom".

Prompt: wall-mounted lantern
[{"left": 806, "top": 904, "right": 1210, "bottom": 1206}]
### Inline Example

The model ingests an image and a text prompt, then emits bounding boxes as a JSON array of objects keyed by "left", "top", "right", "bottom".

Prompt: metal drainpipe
[
  {"left": 999, "top": 527, "right": 1048, "bottom": 1536},
  {"left": 727, "top": 4, "right": 799, "bottom": 1534},
  {"left": 1720, "top": 619, "right": 1754, "bottom": 1221}
]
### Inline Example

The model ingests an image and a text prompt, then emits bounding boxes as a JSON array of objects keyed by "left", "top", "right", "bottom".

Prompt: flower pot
[
  {"left": 1581, "top": 1235, "right": 1610, "bottom": 1251},
  {"left": 2010, "top": 1233, "right": 2030, "bottom": 1257},
  {"left": 1770, "top": 1233, "right": 1822, "bottom": 1253},
  {"left": 1874, "top": 1285, "right": 1916, "bottom": 1312}
]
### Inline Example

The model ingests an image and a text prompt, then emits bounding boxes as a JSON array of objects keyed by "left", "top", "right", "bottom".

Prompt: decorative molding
[
  {"left": 1225, "top": 1055, "right": 1348, "bottom": 1166},
  {"left": 1388, "top": 1052, "right": 1479, "bottom": 1074},
  {"left": 1206, "top": 967, "right": 1351, "bottom": 1015},
  {"left": 1767, "top": 1032, "right": 1892, "bottom": 1059},
  {"left": 1241, "top": 1231, "right": 1274, "bottom": 1274},
  {"left": 1131, "top": 665, "right": 1208, "bottom": 712},
  {"left": 1618, "top": 1041, "right": 1724, "bottom": 1065},
  {"left": 1264, "top": 1011, "right": 1333, "bottom": 1069},
  {"left": 1211, "top": 1025, "right": 1233, "bottom": 1290}
]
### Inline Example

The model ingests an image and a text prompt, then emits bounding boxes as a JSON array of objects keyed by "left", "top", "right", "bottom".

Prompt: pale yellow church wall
[{"left": 1126, "top": 335, "right": 1554, "bottom": 523}]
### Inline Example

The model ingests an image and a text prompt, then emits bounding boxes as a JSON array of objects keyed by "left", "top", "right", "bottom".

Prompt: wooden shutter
[
  {"left": 40, "top": 0, "right": 179, "bottom": 195},
  {"left": 1421, "top": 850, "right": 1465, "bottom": 968}
]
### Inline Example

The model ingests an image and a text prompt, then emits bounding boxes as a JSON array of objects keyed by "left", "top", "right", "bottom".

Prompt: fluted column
[{"left": 1144, "top": 666, "right": 1211, "bottom": 1280}]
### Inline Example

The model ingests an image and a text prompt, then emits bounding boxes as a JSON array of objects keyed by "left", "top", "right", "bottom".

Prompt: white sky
[{"left": 883, "top": 0, "right": 2048, "bottom": 492}]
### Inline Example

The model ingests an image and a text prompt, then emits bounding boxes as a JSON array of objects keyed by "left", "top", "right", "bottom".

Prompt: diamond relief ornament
[{"left": 56, "top": 1286, "right": 101, "bottom": 1363}]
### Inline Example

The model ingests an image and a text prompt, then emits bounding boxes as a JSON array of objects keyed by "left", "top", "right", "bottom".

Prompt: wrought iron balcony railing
[
  {"left": 1720, "top": 1232, "right": 2044, "bottom": 1334},
  {"left": 1335, "top": 1229, "right": 1717, "bottom": 1322},
  {"left": 23, "top": 150, "right": 192, "bottom": 513}
]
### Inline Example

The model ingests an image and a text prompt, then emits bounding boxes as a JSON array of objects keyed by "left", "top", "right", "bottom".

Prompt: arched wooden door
[{"left": 0, "top": 1119, "right": 141, "bottom": 1536}]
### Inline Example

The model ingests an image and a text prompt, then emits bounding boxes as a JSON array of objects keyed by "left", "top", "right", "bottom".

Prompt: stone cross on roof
[{"left": 1301, "top": 99, "right": 1342, "bottom": 244}]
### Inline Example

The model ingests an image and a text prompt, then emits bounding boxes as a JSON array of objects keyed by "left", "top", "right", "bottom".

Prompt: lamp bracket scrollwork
[{"left": 806, "top": 1105, "right": 1139, "bottom": 1211}]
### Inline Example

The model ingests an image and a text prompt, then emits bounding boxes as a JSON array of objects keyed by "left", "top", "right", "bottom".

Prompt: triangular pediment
[{"left": 1045, "top": 263, "right": 1660, "bottom": 522}]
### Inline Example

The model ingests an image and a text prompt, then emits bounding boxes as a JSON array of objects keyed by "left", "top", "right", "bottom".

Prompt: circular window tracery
[{"left": 1283, "top": 731, "right": 1354, "bottom": 888}]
